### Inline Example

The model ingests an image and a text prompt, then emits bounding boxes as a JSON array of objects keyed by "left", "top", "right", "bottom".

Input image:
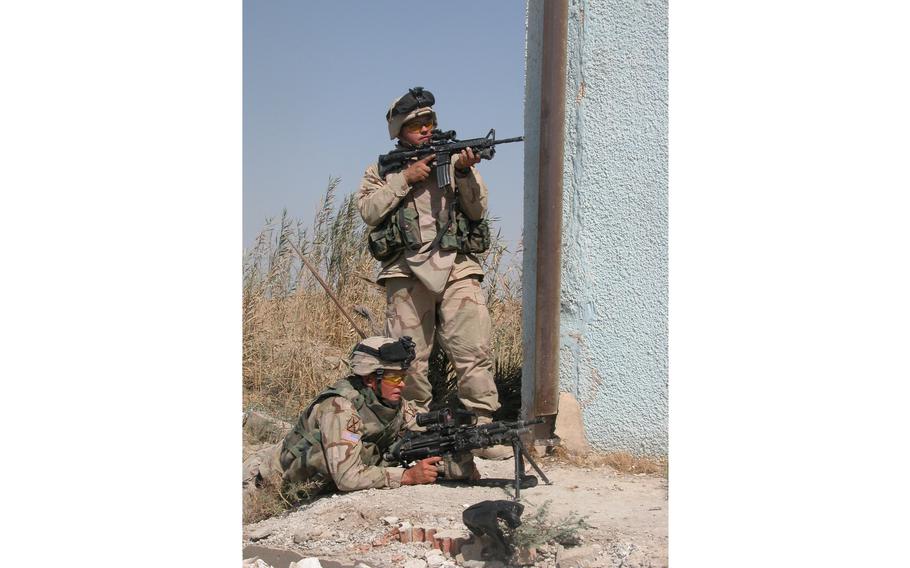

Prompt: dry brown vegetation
[
  {"left": 547, "top": 447, "right": 669, "bottom": 478},
  {"left": 243, "top": 178, "right": 524, "bottom": 423}
]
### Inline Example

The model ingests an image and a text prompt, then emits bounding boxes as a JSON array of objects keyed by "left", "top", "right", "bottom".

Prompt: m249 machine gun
[{"left": 384, "top": 409, "right": 551, "bottom": 499}]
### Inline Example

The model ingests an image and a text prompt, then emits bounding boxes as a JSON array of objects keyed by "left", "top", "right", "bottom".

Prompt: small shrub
[
  {"left": 509, "top": 500, "right": 593, "bottom": 549},
  {"left": 243, "top": 469, "right": 326, "bottom": 525},
  {"left": 243, "top": 471, "right": 288, "bottom": 524}
]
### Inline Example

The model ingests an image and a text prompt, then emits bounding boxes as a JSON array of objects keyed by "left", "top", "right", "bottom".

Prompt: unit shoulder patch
[{"left": 346, "top": 414, "right": 363, "bottom": 434}]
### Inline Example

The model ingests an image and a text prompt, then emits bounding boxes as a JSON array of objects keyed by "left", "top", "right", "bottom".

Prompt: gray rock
[
  {"left": 247, "top": 526, "right": 273, "bottom": 541},
  {"left": 292, "top": 527, "right": 323, "bottom": 544},
  {"left": 463, "top": 562, "right": 504, "bottom": 568},
  {"left": 554, "top": 392, "right": 591, "bottom": 456},
  {"left": 424, "top": 549, "right": 445, "bottom": 568},
  {"left": 289, "top": 559, "right": 323, "bottom": 568},
  {"left": 432, "top": 528, "right": 469, "bottom": 539},
  {"left": 243, "top": 410, "right": 293, "bottom": 444},
  {"left": 403, "top": 559, "right": 427, "bottom": 568},
  {"left": 381, "top": 516, "right": 400, "bottom": 526},
  {"left": 556, "top": 544, "right": 600, "bottom": 567}
]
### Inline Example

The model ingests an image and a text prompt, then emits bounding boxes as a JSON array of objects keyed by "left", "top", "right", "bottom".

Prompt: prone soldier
[{"left": 242, "top": 336, "right": 477, "bottom": 496}]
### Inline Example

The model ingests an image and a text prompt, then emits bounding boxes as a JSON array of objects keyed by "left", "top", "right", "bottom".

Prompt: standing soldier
[{"left": 357, "top": 87, "right": 510, "bottom": 460}]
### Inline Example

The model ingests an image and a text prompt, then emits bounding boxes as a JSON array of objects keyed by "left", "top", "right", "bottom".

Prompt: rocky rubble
[{"left": 242, "top": 458, "right": 668, "bottom": 567}]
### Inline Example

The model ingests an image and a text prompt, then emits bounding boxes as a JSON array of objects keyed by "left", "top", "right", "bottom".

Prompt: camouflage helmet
[
  {"left": 386, "top": 86, "right": 437, "bottom": 140},
  {"left": 350, "top": 336, "right": 416, "bottom": 376}
]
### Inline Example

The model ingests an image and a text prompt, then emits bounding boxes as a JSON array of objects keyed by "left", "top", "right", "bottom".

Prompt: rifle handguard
[{"left": 377, "top": 128, "right": 523, "bottom": 181}]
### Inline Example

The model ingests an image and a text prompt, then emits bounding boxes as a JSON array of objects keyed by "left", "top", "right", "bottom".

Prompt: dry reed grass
[
  {"left": 243, "top": 178, "right": 524, "bottom": 422},
  {"left": 242, "top": 469, "right": 288, "bottom": 524},
  {"left": 548, "top": 446, "right": 668, "bottom": 478}
]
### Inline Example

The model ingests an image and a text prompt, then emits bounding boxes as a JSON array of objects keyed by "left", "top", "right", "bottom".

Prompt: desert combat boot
[{"left": 470, "top": 414, "right": 514, "bottom": 460}]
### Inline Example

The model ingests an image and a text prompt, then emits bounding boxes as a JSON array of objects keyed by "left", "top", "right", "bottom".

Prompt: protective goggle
[
  {"left": 352, "top": 336, "right": 416, "bottom": 370},
  {"left": 403, "top": 116, "right": 436, "bottom": 132},
  {"left": 379, "top": 372, "right": 406, "bottom": 386}
]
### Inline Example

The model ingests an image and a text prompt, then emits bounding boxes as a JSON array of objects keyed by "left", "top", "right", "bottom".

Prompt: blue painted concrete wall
[{"left": 522, "top": 0, "right": 668, "bottom": 455}]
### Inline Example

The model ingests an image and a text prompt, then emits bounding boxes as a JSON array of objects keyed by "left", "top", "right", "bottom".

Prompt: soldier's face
[
  {"left": 399, "top": 115, "right": 435, "bottom": 146},
  {"left": 377, "top": 371, "right": 405, "bottom": 404}
]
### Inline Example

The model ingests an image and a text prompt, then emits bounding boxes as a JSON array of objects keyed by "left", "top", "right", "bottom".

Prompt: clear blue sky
[{"left": 243, "top": 1, "right": 528, "bottom": 252}]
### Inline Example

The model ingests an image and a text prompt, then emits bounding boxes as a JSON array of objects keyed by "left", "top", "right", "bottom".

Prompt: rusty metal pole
[{"left": 533, "top": 0, "right": 568, "bottom": 427}]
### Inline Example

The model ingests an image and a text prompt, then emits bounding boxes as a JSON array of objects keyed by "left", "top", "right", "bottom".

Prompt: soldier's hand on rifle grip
[
  {"left": 401, "top": 456, "right": 443, "bottom": 485},
  {"left": 455, "top": 147, "right": 481, "bottom": 173},
  {"left": 403, "top": 154, "right": 436, "bottom": 185}
]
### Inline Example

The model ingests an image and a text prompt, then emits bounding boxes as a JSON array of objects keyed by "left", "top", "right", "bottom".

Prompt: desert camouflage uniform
[
  {"left": 357, "top": 156, "right": 500, "bottom": 417},
  {"left": 278, "top": 376, "right": 420, "bottom": 492}
]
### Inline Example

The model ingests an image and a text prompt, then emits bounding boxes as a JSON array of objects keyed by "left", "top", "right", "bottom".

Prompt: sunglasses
[
  {"left": 381, "top": 373, "right": 406, "bottom": 386},
  {"left": 403, "top": 117, "right": 436, "bottom": 133}
]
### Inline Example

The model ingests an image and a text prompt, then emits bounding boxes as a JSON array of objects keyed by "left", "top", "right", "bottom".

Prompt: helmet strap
[{"left": 371, "top": 369, "right": 385, "bottom": 398}]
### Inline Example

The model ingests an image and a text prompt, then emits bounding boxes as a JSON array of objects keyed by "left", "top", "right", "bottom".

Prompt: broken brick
[
  {"left": 439, "top": 537, "right": 452, "bottom": 555},
  {"left": 398, "top": 522, "right": 413, "bottom": 543}
]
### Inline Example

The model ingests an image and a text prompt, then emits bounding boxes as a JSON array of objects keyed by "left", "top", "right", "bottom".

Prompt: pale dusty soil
[{"left": 243, "top": 457, "right": 668, "bottom": 568}]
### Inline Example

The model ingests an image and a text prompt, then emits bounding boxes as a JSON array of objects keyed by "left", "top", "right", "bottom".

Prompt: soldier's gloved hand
[
  {"left": 401, "top": 456, "right": 443, "bottom": 485},
  {"left": 454, "top": 147, "right": 481, "bottom": 173},
  {"left": 403, "top": 154, "right": 435, "bottom": 185}
]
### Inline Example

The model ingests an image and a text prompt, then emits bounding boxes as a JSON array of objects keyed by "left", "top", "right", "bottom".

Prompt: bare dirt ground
[{"left": 242, "top": 456, "right": 668, "bottom": 568}]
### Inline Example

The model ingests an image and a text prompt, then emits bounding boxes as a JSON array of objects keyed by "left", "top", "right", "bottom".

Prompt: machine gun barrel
[
  {"left": 384, "top": 416, "right": 544, "bottom": 464},
  {"left": 383, "top": 414, "right": 550, "bottom": 500}
]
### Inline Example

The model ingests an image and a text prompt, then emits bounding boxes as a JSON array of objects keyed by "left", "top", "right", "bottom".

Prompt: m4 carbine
[
  {"left": 384, "top": 409, "right": 550, "bottom": 499},
  {"left": 377, "top": 129, "right": 523, "bottom": 188}
]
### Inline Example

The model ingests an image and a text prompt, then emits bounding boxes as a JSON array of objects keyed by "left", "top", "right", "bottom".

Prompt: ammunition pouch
[
  {"left": 455, "top": 215, "right": 491, "bottom": 255},
  {"left": 279, "top": 425, "right": 318, "bottom": 481},
  {"left": 438, "top": 214, "right": 490, "bottom": 255},
  {"left": 368, "top": 201, "right": 490, "bottom": 261},
  {"left": 367, "top": 207, "right": 421, "bottom": 261}
]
